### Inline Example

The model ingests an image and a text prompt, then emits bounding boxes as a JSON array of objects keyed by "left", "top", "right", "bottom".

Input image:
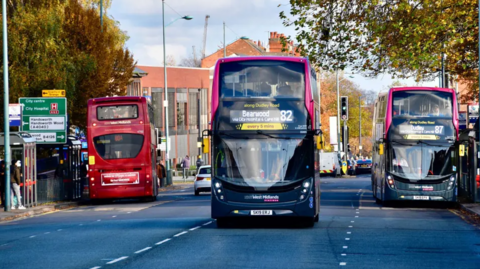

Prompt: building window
[
  {"left": 151, "top": 88, "right": 163, "bottom": 128},
  {"left": 168, "top": 92, "right": 175, "bottom": 127},
  {"left": 142, "top": 87, "right": 149, "bottom": 96},
  {"left": 189, "top": 92, "right": 198, "bottom": 129},
  {"left": 177, "top": 92, "right": 187, "bottom": 130}
]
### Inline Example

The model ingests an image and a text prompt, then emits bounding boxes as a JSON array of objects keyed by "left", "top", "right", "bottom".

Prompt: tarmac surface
[{"left": 1, "top": 175, "right": 480, "bottom": 269}]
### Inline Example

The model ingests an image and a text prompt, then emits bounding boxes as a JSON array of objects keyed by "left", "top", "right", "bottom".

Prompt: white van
[{"left": 319, "top": 151, "right": 341, "bottom": 177}]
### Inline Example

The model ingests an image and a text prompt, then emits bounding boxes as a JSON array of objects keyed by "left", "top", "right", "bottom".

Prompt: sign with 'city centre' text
[{"left": 19, "top": 97, "right": 67, "bottom": 144}]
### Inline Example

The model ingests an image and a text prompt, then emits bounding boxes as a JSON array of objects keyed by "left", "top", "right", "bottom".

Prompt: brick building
[
  {"left": 127, "top": 66, "right": 211, "bottom": 168},
  {"left": 201, "top": 31, "right": 300, "bottom": 68}
]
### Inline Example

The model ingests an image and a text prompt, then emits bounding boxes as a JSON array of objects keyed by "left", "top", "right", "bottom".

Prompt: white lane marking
[
  {"left": 356, "top": 212, "right": 360, "bottom": 214},
  {"left": 97, "top": 219, "right": 101, "bottom": 222},
  {"left": 343, "top": 246, "right": 348, "bottom": 249},
  {"left": 340, "top": 262, "right": 347, "bottom": 266},
  {"left": 112, "top": 216, "right": 117, "bottom": 218},
  {"left": 57, "top": 229, "right": 62, "bottom": 231},
  {"left": 173, "top": 231, "right": 188, "bottom": 237},
  {"left": 134, "top": 247, "right": 152, "bottom": 254},
  {"left": 155, "top": 239, "right": 171, "bottom": 245},
  {"left": 127, "top": 212, "right": 131, "bottom": 214},
  {"left": 180, "top": 190, "right": 186, "bottom": 192},
  {"left": 106, "top": 256, "right": 128, "bottom": 264},
  {"left": 189, "top": 226, "right": 201, "bottom": 231},
  {"left": 203, "top": 221, "right": 213, "bottom": 226},
  {"left": 355, "top": 216, "right": 359, "bottom": 218},
  {"left": 347, "top": 232, "right": 351, "bottom": 234},
  {"left": 29, "top": 235, "right": 36, "bottom": 238},
  {"left": 79, "top": 224, "right": 83, "bottom": 226},
  {"left": 44, "top": 232, "right": 50, "bottom": 234},
  {"left": 348, "top": 226, "right": 353, "bottom": 228},
  {"left": 90, "top": 267, "right": 101, "bottom": 269},
  {"left": 341, "top": 254, "right": 347, "bottom": 256},
  {"left": 345, "top": 238, "right": 350, "bottom": 240},
  {"left": 351, "top": 221, "right": 354, "bottom": 223}
]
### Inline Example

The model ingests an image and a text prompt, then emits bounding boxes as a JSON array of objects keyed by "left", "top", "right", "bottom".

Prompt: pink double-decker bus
[
  {"left": 372, "top": 87, "right": 459, "bottom": 204},
  {"left": 207, "top": 56, "right": 322, "bottom": 227}
]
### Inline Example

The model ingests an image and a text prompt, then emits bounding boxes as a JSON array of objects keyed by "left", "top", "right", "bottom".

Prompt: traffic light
[
  {"left": 341, "top": 96, "right": 348, "bottom": 120},
  {"left": 347, "top": 144, "right": 351, "bottom": 152}
]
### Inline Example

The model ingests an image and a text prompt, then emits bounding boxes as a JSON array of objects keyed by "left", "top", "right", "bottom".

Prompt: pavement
[
  {"left": 1, "top": 175, "right": 480, "bottom": 268},
  {"left": 0, "top": 183, "right": 191, "bottom": 223}
]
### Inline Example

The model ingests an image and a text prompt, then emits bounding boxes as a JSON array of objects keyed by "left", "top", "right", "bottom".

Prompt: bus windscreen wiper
[
  {"left": 256, "top": 130, "right": 291, "bottom": 139},
  {"left": 218, "top": 132, "right": 249, "bottom": 139}
]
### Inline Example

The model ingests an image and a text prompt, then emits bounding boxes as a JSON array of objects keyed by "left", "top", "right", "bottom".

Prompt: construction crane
[{"left": 202, "top": 15, "right": 210, "bottom": 59}]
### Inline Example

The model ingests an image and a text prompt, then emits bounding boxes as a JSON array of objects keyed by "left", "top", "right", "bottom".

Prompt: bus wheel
[
  {"left": 195, "top": 190, "right": 200, "bottom": 196},
  {"left": 303, "top": 217, "right": 315, "bottom": 228},
  {"left": 314, "top": 214, "right": 319, "bottom": 223},
  {"left": 216, "top": 218, "right": 229, "bottom": 228}
]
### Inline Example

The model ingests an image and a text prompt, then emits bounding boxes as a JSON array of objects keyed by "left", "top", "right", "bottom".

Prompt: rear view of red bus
[{"left": 87, "top": 96, "right": 158, "bottom": 201}]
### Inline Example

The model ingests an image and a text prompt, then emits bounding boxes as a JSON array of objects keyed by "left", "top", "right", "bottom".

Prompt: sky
[{"left": 109, "top": 0, "right": 439, "bottom": 93}]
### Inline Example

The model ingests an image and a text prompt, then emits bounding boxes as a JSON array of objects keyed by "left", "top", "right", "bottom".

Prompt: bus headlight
[
  {"left": 448, "top": 176, "right": 455, "bottom": 190},
  {"left": 387, "top": 175, "right": 395, "bottom": 189},
  {"left": 214, "top": 181, "right": 224, "bottom": 200},
  {"left": 299, "top": 179, "right": 312, "bottom": 201}
]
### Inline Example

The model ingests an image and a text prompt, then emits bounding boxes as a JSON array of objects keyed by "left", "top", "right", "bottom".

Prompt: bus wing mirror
[{"left": 202, "top": 138, "right": 210, "bottom": 154}]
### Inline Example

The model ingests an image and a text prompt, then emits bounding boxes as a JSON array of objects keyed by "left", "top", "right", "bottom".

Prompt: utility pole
[
  {"left": 162, "top": 0, "right": 171, "bottom": 184},
  {"left": 2, "top": 0, "right": 11, "bottom": 211},
  {"left": 100, "top": 0, "right": 103, "bottom": 32},
  {"left": 202, "top": 15, "right": 210, "bottom": 59},
  {"left": 336, "top": 70, "right": 341, "bottom": 153},
  {"left": 359, "top": 95, "right": 362, "bottom": 157},
  {"left": 223, "top": 22, "right": 226, "bottom": 57}
]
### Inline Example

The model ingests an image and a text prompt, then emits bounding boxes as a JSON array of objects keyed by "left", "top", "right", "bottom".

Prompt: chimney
[{"left": 270, "top": 32, "right": 274, "bottom": 38}]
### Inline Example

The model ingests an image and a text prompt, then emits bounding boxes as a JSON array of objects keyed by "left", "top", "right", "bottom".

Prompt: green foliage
[
  {"left": 280, "top": 0, "right": 478, "bottom": 96},
  {"left": 0, "top": 0, "right": 135, "bottom": 130}
]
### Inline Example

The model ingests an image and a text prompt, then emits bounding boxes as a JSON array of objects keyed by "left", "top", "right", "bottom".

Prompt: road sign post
[{"left": 19, "top": 98, "right": 67, "bottom": 144}]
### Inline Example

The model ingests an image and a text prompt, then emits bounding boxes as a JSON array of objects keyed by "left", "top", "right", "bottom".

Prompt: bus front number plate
[
  {"left": 413, "top": 196, "right": 429, "bottom": 200},
  {"left": 251, "top": 210, "right": 273, "bottom": 216}
]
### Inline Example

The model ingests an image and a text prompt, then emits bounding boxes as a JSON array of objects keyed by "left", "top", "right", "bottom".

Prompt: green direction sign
[{"left": 19, "top": 97, "right": 67, "bottom": 144}]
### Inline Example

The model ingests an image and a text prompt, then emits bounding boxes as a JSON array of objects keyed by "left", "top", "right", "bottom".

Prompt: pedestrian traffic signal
[
  {"left": 341, "top": 96, "right": 348, "bottom": 120},
  {"left": 347, "top": 144, "right": 351, "bottom": 152}
]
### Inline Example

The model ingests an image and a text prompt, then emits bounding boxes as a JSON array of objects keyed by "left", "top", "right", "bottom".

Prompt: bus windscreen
[
  {"left": 214, "top": 137, "right": 312, "bottom": 187},
  {"left": 97, "top": 105, "right": 138, "bottom": 120},
  {"left": 93, "top": 134, "right": 144, "bottom": 160},
  {"left": 392, "top": 91, "right": 452, "bottom": 118},
  {"left": 219, "top": 60, "right": 305, "bottom": 98}
]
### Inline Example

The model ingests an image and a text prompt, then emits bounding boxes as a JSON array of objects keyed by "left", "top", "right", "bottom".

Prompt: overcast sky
[{"left": 109, "top": 0, "right": 438, "bottom": 93}]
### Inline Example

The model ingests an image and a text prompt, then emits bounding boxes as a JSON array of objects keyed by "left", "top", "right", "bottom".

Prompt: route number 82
[{"left": 280, "top": 110, "right": 293, "bottom": 122}]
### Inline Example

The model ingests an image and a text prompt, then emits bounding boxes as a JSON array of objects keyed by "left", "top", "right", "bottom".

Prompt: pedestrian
[
  {"left": 156, "top": 160, "right": 166, "bottom": 187},
  {"left": 0, "top": 160, "right": 5, "bottom": 206},
  {"left": 196, "top": 155, "right": 204, "bottom": 171},
  {"left": 11, "top": 160, "right": 25, "bottom": 210},
  {"left": 181, "top": 155, "right": 190, "bottom": 179}
]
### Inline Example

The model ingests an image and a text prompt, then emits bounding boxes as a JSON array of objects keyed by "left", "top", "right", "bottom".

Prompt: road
[{"left": 1, "top": 175, "right": 480, "bottom": 269}]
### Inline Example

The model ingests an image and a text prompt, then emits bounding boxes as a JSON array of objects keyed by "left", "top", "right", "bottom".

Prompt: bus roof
[
  {"left": 389, "top": 86, "right": 456, "bottom": 94},
  {"left": 215, "top": 56, "right": 308, "bottom": 65},
  {"left": 88, "top": 96, "right": 147, "bottom": 105}
]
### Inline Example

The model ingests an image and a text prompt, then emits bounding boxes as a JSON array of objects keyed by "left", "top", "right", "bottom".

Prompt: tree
[
  {"left": 280, "top": 0, "right": 478, "bottom": 96},
  {"left": 0, "top": 0, "right": 134, "bottom": 130},
  {"left": 319, "top": 72, "right": 374, "bottom": 156},
  {"left": 179, "top": 47, "right": 202, "bottom": 67},
  {"left": 164, "top": 55, "right": 176, "bottom": 66}
]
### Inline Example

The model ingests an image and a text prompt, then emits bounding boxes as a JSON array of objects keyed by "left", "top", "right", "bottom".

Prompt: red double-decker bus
[{"left": 87, "top": 96, "right": 158, "bottom": 201}]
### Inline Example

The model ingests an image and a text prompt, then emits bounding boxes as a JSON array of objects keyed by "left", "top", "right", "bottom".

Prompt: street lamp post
[
  {"left": 2, "top": 0, "right": 11, "bottom": 212},
  {"left": 162, "top": 0, "right": 192, "bottom": 184}
]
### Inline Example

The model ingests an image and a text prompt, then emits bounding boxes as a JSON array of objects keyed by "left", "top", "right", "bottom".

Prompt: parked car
[
  {"left": 194, "top": 165, "right": 212, "bottom": 196},
  {"left": 347, "top": 160, "right": 356, "bottom": 176},
  {"left": 319, "top": 152, "right": 341, "bottom": 177},
  {"left": 355, "top": 159, "right": 372, "bottom": 174}
]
